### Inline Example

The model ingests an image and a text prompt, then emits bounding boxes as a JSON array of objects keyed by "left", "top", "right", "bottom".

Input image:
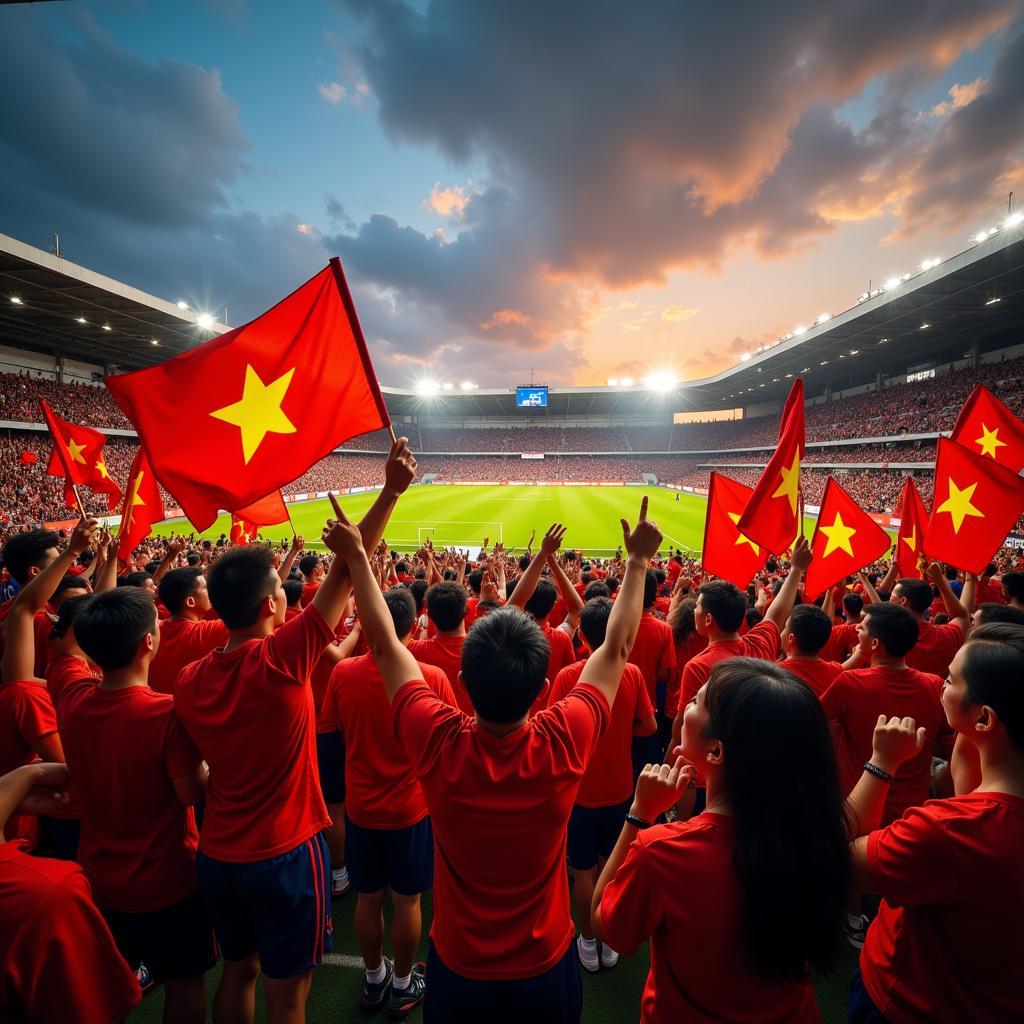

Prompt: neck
[
  {"left": 99, "top": 666, "right": 148, "bottom": 690},
  {"left": 788, "top": 651, "right": 820, "bottom": 661},
  {"left": 977, "top": 740, "right": 1024, "bottom": 798},
  {"left": 707, "top": 627, "right": 740, "bottom": 644},
  {"left": 438, "top": 625, "right": 466, "bottom": 638},
  {"left": 703, "top": 775, "right": 732, "bottom": 816},
  {"left": 225, "top": 621, "right": 273, "bottom": 651},
  {"left": 171, "top": 609, "right": 201, "bottom": 623},
  {"left": 476, "top": 714, "right": 527, "bottom": 737},
  {"left": 871, "top": 653, "right": 907, "bottom": 670}
]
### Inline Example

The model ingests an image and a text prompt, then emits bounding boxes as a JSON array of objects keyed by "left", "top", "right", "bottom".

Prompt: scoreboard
[{"left": 515, "top": 386, "right": 548, "bottom": 408}]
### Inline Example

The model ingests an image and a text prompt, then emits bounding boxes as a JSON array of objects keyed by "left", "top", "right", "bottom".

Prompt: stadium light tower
[
  {"left": 177, "top": 300, "right": 189, "bottom": 310},
  {"left": 416, "top": 379, "right": 440, "bottom": 397},
  {"left": 644, "top": 369, "right": 678, "bottom": 392},
  {"left": 196, "top": 313, "right": 214, "bottom": 329}
]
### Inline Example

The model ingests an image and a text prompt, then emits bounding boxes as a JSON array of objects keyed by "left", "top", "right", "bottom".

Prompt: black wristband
[
  {"left": 625, "top": 813, "right": 653, "bottom": 830},
  {"left": 863, "top": 761, "right": 895, "bottom": 783}
]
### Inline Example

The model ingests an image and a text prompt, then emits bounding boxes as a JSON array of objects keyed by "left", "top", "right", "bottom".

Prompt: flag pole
[
  {"left": 286, "top": 505, "right": 297, "bottom": 539},
  {"left": 798, "top": 485, "right": 805, "bottom": 542},
  {"left": 71, "top": 483, "right": 85, "bottom": 516},
  {"left": 387, "top": 423, "right": 398, "bottom": 446}
]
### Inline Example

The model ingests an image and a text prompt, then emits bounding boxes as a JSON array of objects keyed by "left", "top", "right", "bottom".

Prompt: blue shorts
[
  {"left": 631, "top": 732, "right": 660, "bottom": 782},
  {"left": 566, "top": 800, "right": 630, "bottom": 871},
  {"left": 848, "top": 967, "right": 890, "bottom": 1023},
  {"left": 196, "top": 832, "right": 332, "bottom": 979},
  {"left": 344, "top": 814, "right": 434, "bottom": 896},
  {"left": 316, "top": 730, "right": 346, "bottom": 805}
]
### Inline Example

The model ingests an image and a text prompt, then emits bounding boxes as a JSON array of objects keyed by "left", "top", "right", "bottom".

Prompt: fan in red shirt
[
  {"left": 298, "top": 552, "right": 323, "bottom": 606},
  {"left": 63, "top": 586, "right": 215, "bottom": 1021},
  {"left": 333, "top": 500, "right": 663, "bottom": 1022},
  {"left": 779, "top": 604, "right": 847, "bottom": 697},
  {"left": 548, "top": 596, "right": 656, "bottom": 973},
  {"left": 627, "top": 572, "right": 676, "bottom": 763},
  {"left": 409, "top": 580, "right": 470, "bottom": 711},
  {"left": 663, "top": 597, "right": 706, "bottom": 723},
  {"left": 851, "top": 622, "right": 1024, "bottom": 1024},
  {"left": 0, "top": 527, "right": 62, "bottom": 674},
  {"left": 823, "top": 589, "right": 865, "bottom": 663},
  {"left": 45, "top": 594, "right": 101, "bottom": 708}
]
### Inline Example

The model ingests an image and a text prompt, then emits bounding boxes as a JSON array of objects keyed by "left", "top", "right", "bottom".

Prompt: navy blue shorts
[
  {"left": 567, "top": 800, "right": 630, "bottom": 871},
  {"left": 848, "top": 967, "right": 890, "bottom": 1023},
  {"left": 344, "top": 814, "right": 434, "bottom": 896},
  {"left": 424, "top": 938, "right": 581, "bottom": 1023},
  {"left": 316, "top": 730, "right": 346, "bottom": 805},
  {"left": 630, "top": 732, "right": 660, "bottom": 782},
  {"left": 196, "top": 832, "right": 332, "bottom": 979},
  {"left": 105, "top": 889, "right": 218, "bottom": 984}
]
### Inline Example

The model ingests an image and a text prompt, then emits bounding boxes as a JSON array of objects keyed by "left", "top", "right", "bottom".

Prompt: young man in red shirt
[
  {"left": 298, "top": 553, "right": 323, "bottom": 607},
  {"left": 0, "top": 527, "right": 61, "bottom": 667},
  {"left": 780, "top": 604, "right": 846, "bottom": 697},
  {"left": 332, "top": 500, "right": 662, "bottom": 1022},
  {"left": 408, "top": 580, "right": 469, "bottom": 711},
  {"left": 63, "top": 587, "right": 215, "bottom": 1023},
  {"left": 887, "top": 564, "right": 969, "bottom": 679},
  {"left": 627, "top": 570, "right": 675, "bottom": 761},
  {"left": 321, "top": 587, "right": 456, "bottom": 1018}
]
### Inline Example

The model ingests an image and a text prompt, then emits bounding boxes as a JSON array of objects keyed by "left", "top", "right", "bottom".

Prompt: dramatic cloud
[
  {"left": 931, "top": 77, "right": 987, "bottom": 116},
  {"left": 423, "top": 181, "right": 470, "bottom": 218}
]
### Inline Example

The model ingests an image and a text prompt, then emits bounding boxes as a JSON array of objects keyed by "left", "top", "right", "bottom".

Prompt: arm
[
  {"left": 317, "top": 621, "right": 363, "bottom": 667},
  {"left": 925, "top": 562, "right": 970, "bottom": 637},
  {"left": 94, "top": 528, "right": 120, "bottom": 594},
  {"left": 961, "top": 571, "right": 978, "bottom": 616},
  {"left": 172, "top": 763, "right": 209, "bottom": 806},
  {"left": 152, "top": 537, "right": 185, "bottom": 584},
  {"left": 878, "top": 559, "right": 899, "bottom": 595},
  {"left": 508, "top": 524, "right": 566, "bottom": 610},
  {"left": 822, "top": 585, "right": 838, "bottom": 620},
  {"left": 856, "top": 571, "right": 880, "bottom": 606},
  {"left": 547, "top": 554, "right": 585, "bottom": 631},
  {"left": 0, "top": 762, "right": 72, "bottom": 829},
  {"left": 278, "top": 535, "right": 304, "bottom": 581},
  {"left": 763, "top": 537, "right": 813, "bottom": 629}
]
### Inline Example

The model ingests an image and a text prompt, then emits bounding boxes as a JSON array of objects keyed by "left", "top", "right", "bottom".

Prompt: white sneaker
[
  {"left": 331, "top": 869, "right": 351, "bottom": 898},
  {"left": 599, "top": 943, "right": 619, "bottom": 968},
  {"left": 576, "top": 935, "right": 600, "bottom": 973},
  {"left": 845, "top": 913, "right": 869, "bottom": 949}
]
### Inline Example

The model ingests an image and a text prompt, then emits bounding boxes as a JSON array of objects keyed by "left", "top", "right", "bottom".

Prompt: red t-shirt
[
  {"left": 409, "top": 634, "right": 467, "bottom": 710},
  {"left": 321, "top": 655, "right": 455, "bottom": 828},
  {"left": 174, "top": 605, "right": 334, "bottom": 862},
  {"left": 0, "top": 601, "right": 54, "bottom": 678},
  {"left": 549, "top": 660, "right": 653, "bottom": 807},
  {"left": 527, "top": 624, "right": 576, "bottom": 717},
  {"left": 301, "top": 580, "right": 320, "bottom": 607},
  {"left": 394, "top": 680, "right": 609, "bottom": 980},
  {"left": 779, "top": 657, "right": 844, "bottom": 698},
  {"left": 666, "top": 631, "right": 707, "bottom": 718},
  {"left": 60, "top": 684, "right": 202, "bottom": 912},
  {"left": 45, "top": 653, "right": 99, "bottom": 709},
  {"left": 823, "top": 621, "right": 859, "bottom": 663},
  {"left": 148, "top": 617, "right": 230, "bottom": 695},
  {"left": 906, "top": 620, "right": 963, "bottom": 679},
  {"left": 821, "top": 666, "right": 951, "bottom": 824},
  {"left": 628, "top": 612, "right": 677, "bottom": 708},
  {"left": 600, "top": 814, "right": 819, "bottom": 1024},
  {"left": 680, "top": 621, "right": 780, "bottom": 708},
  {"left": 0, "top": 842, "right": 141, "bottom": 1023},
  {"left": 862, "top": 793, "right": 1024, "bottom": 1024},
  {"left": 0, "top": 680, "right": 58, "bottom": 844}
]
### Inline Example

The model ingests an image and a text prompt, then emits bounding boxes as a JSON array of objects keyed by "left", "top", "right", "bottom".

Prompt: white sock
[
  {"left": 393, "top": 972, "right": 411, "bottom": 991},
  {"left": 579, "top": 936, "right": 597, "bottom": 953},
  {"left": 365, "top": 961, "right": 387, "bottom": 985},
  {"left": 332, "top": 866, "right": 348, "bottom": 881}
]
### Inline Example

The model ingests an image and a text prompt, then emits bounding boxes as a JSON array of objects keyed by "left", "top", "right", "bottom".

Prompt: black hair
[
  {"left": 583, "top": 580, "right": 610, "bottom": 601},
  {"left": 975, "top": 603, "right": 1024, "bottom": 627},
  {"left": 1001, "top": 571, "right": 1024, "bottom": 603},
  {"left": 1, "top": 528, "right": 60, "bottom": 584},
  {"left": 523, "top": 577, "right": 558, "bottom": 619},
  {"left": 426, "top": 581, "right": 467, "bottom": 632},
  {"left": 144, "top": 560, "right": 161, "bottom": 575},
  {"left": 788, "top": 605, "right": 832, "bottom": 655},
  {"left": 668, "top": 596, "right": 697, "bottom": 646},
  {"left": 50, "top": 593, "right": 90, "bottom": 642},
  {"left": 933, "top": 612, "right": 950, "bottom": 625},
  {"left": 605, "top": 576, "right": 620, "bottom": 596},
  {"left": 703, "top": 658, "right": 850, "bottom": 982},
  {"left": 282, "top": 578, "right": 304, "bottom": 607},
  {"left": 186, "top": 553, "right": 201, "bottom": 567},
  {"left": 207, "top": 546, "right": 278, "bottom": 629},
  {"left": 298, "top": 553, "right": 319, "bottom": 579},
  {"left": 395, "top": 560, "right": 409, "bottom": 575},
  {"left": 383, "top": 586, "right": 417, "bottom": 640},
  {"left": 960, "top": 623, "right": 1024, "bottom": 748},
  {"left": 467, "top": 569, "right": 484, "bottom": 596},
  {"left": 75, "top": 588, "right": 158, "bottom": 671},
  {"left": 894, "top": 578, "right": 933, "bottom": 614},
  {"left": 863, "top": 603, "right": 919, "bottom": 657},
  {"left": 119, "top": 571, "right": 153, "bottom": 590},
  {"left": 409, "top": 578, "right": 429, "bottom": 615},
  {"left": 643, "top": 569, "right": 658, "bottom": 609},
  {"left": 745, "top": 608, "right": 763, "bottom": 629},
  {"left": 842, "top": 592, "right": 863, "bottom": 618},
  {"left": 579, "top": 597, "right": 613, "bottom": 651},
  {"left": 157, "top": 568, "right": 204, "bottom": 615},
  {"left": 517, "top": 554, "right": 531, "bottom": 572},
  {"left": 461, "top": 608, "right": 549, "bottom": 722},
  {"left": 697, "top": 580, "right": 747, "bottom": 633},
  {"left": 944, "top": 565, "right": 958, "bottom": 581},
  {"left": 53, "top": 574, "right": 90, "bottom": 602}
]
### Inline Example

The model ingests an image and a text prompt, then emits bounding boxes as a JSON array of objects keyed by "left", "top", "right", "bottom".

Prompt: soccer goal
[{"left": 383, "top": 520, "right": 504, "bottom": 553}]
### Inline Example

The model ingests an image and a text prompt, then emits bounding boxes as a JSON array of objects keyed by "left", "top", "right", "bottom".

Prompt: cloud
[
  {"left": 318, "top": 80, "right": 346, "bottom": 104},
  {"left": 423, "top": 181, "right": 470, "bottom": 218},
  {"left": 931, "top": 76, "right": 987, "bottom": 116},
  {"left": 661, "top": 304, "right": 699, "bottom": 323}
]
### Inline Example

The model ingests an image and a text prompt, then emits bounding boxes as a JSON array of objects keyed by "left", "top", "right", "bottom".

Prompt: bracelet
[
  {"left": 863, "top": 761, "right": 895, "bottom": 783},
  {"left": 625, "top": 813, "right": 653, "bottom": 830}
]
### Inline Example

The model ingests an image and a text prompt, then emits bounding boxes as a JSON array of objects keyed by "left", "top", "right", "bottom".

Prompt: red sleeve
[
  {"left": 633, "top": 668, "right": 655, "bottom": 723},
  {"left": 423, "top": 664, "right": 458, "bottom": 710},
  {"left": 535, "top": 684, "right": 610, "bottom": 771},
  {"left": 659, "top": 627, "right": 676, "bottom": 674},
  {"left": 198, "top": 618, "right": 230, "bottom": 646},
  {"left": 548, "top": 666, "right": 576, "bottom": 706},
  {"left": 599, "top": 834, "right": 663, "bottom": 952},
  {"left": 164, "top": 709, "right": 203, "bottom": 780},
  {"left": 938, "top": 622, "right": 964, "bottom": 651},
  {"left": 13, "top": 686, "right": 58, "bottom": 747},
  {"left": 819, "top": 674, "right": 846, "bottom": 720},
  {"left": 394, "top": 681, "right": 467, "bottom": 775},
  {"left": 741, "top": 620, "right": 781, "bottom": 661},
  {"left": 262, "top": 604, "right": 335, "bottom": 684}
]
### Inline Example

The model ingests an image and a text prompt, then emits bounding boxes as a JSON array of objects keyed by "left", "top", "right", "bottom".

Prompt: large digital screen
[{"left": 516, "top": 386, "right": 549, "bottom": 408}]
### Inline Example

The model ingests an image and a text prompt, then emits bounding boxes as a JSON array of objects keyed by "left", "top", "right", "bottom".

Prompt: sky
[{"left": 1, "top": 0, "right": 1022, "bottom": 389}]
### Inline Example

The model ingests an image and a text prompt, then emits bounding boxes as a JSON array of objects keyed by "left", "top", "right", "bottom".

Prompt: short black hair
[
  {"left": 53, "top": 574, "right": 90, "bottom": 602},
  {"left": 144, "top": 560, "right": 161, "bottom": 576},
  {"left": 118, "top": 571, "right": 152, "bottom": 589},
  {"left": 1, "top": 528, "right": 60, "bottom": 584},
  {"left": 583, "top": 580, "right": 610, "bottom": 601},
  {"left": 697, "top": 580, "right": 747, "bottom": 633},
  {"left": 282, "top": 578, "right": 304, "bottom": 607},
  {"left": 158, "top": 568, "right": 204, "bottom": 615},
  {"left": 298, "top": 554, "right": 319, "bottom": 579},
  {"left": 383, "top": 586, "right": 417, "bottom": 640},
  {"left": 467, "top": 569, "right": 484, "bottom": 596},
  {"left": 842, "top": 593, "right": 863, "bottom": 618},
  {"left": 462, "top": 608, "right": 549, "bottom": 722},
  {"left": 579, "top": 597, "right": 613, "bottom": 651},
  {"left": 1002, "top": 572, "right": 1024, "bottom": 602},
  {"left": 894, "top": 578, "right": 933, "bottom": 614},
  {"left": 523, "top": 577, "right": 558, "bottom": 619},
  {"left": 50, "top": 593, "right": 90, "bottom": 641},
  {"left": 864, "top": 603, "right": 919, "bottom": 658},
  {"left": 75, "top": 589, "right": 158, "bottom": 671},
  {"left": 409, "top": 578, "right": 428, "bottom": 614},
  {"left": 186, "top": 553, "right": 201, "bottom": 567},
  {"left": 976, "top": 603, "right": 1024, "bottom": 627},
  {"left": 426, "top": 582, "right": 467, "bottom": 631},
  {"left": 207, "top": 546, "right": 278, "bottom": 629},
  {"left": 518, "top": 554, "right": 531, "bottom": 572},
  {"left": 963, "top": 623, "right": 1024, "bottom": 749},
  {"left": 643, "top": 570, "right": 658, "bottom": 609},
  {"left": 788, "top": 605, "right": 832, "bottom": 655}
]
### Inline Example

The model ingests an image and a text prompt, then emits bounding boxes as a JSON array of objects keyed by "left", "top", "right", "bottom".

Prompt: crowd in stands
[{"left": 0, "top": 372, "right": 133, "bottom": 430}]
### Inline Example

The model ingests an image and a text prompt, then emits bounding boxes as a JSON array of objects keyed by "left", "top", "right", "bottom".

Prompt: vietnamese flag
[
  {"left": 106, "top": 259, "right": 391, "bottom": 531},
  {"left": 19, "top": 451, "right": 37, "bottom": 465},
  {"left": 894, "top": 477, "right": 928, "bottom": 578},
  {"left": 924, "top": 437, "right": 1024, "bottom": 574},
  {"left": 116, "top": 449, "right": 165, "bottom": 564},
  {"left": 83, "top": 456, "right": 123, "bottom": 513},
  {"left": 232, "top": 490, "right": 289, "bottom": 526},
  {"left": 701, "top": 471, "right": 768, "bottom": 588},
  {"left": 737, "top": 378, "right": 805, "bottom": 555},
  {"left": 803, "top": 477, "right": 893, "bottom": 599},
  {"left": 950, "top": 383, "right": 1024, "bottom": 473},
  {"left": 41, "top": 400, "right": 107, "bottom": 487},
  {"left": 230, "top": 515, "right": 258, "bottom": 545}
]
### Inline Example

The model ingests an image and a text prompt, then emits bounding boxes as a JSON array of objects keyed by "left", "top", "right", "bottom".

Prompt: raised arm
[
  {"left": 547, "top": 553, "right": 585, "bottom": 632},
  {"left": 925, "top": 561, "right": 970, "bottom": 637},
  {"left": 763, "top": 537, "right": 813, "bottom": 629},
  {"left": 960, "top": 571, "right": 978, "bottom": 618},
  {"left": 152, "top": 536, "right": 185, "bottom": 584},
  {"left": 278, "top": 534, "right": 304, "bottom": 581},
  {"left": 508, "top": 525, "right": 566, "bottom": 610},
  {"left": 878, "top": 558, "right": 899, "bottom": 595},
  {"left": 856, "top": 571, "right": 881, "bottom": 606}
]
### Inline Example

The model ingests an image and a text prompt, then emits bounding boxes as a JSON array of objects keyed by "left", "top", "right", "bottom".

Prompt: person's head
[
  {"left": 858, "top": 602, "right": 919, "bottom": 659},
  {"left": 517, "top": 554, "right": 531, "bottom": 572},
  {"left": 783, "top": 604, "right": 832, "bottom": 657},
  {"left": 460, "top": 608, "right": 549, "bottom": 724},
  {"left": 972, "top": 602, "right": 1024, "bottom": 629},
  {"left": 694, "top": 580, "right": 747, "bottom": 636},
  {"left": 643, "top": 569, "right": 658, "bottom": 609},
  {"left": 891, "top": 578, "right": 933, "bottom": 616},
  {"left": 467, "top": 569, "right": 484, "bottom": 597},
  {"left": 1001, "top": 571, "right": 1024, "bottom": 606},
  {"left": 943, "top": 623, "right": 1024, "bottom": 753},
  {"left": 933, "top": 612, "right": 950, "bottom": 625},
  {"left": 605, "top": 575, "right": 620, "bottom": 596},
  {"left": 668, "top": 597, "right": 697, "bottom": 645},
  {"left": 395, "top": 560, "right": 410, "bottom": 576},
  {"left": 144, "top": 560, "right": 161, "bottom": 576},
  {"left": 1, "top": 528, "right": 60, "bottom": 584},
  {"left": 944, "top": 565, "right": 958, "bottom": 582},
  {"left": 745, "top": 607, "right": 763, "bottom": 629},
  {"left": 186, "top": 552, "right": 201, "bottom": 567},
  {"left": 74, "top": 588, "right": 160, "bottom": 672},
  {"left": 49, "top": 593, "right": 90, "bottom": 654},
  {"left": 409, "top": 578, "right": 428, "bottom": 615},
  {"left": 474, "top": 599, "right": 502, "bottom": 618},
  {"left": 579, "top": 597, "right": 613, "bottom": 651},
  {"left": 298, "top": 553, "right": 321, "bottom": 582},
  {"left": 841, "top": 592, "right": 864, "bottom": 621},
  {"left": 679, "top": 659, "right": 849, "bottom": 982},
  {"left": 426, "top": 581, "right": 467, "bottom": 632},
  {"left": 383, "top": 586, "right": 417, "bottom": 643},
  {"left": 52, "top": 574, "right": 91, "bottom": 609},
  {"left": 207, "top": 546, "right": 285, "bottom": 630},
  {"left": 118, "top": 571, "right": 155, "bottom": 593},
  {"left": 583, "top": 580, "right": 610, "bottom": 601},
  {"left": 158, "top": 568, "right": 212, "bottom": 617},
  {"left": 282, "top": 578, "right": 304, "bottom": 609},
  {"left": 522, "top": 577, "right": 558, "bottom": 621}
]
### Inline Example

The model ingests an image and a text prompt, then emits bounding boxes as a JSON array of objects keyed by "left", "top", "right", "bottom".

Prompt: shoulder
[{"left": 419, "top": 662, "right": 451, "bottom": 690}]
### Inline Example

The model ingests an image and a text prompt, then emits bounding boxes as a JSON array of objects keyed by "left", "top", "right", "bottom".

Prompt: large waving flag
[
  {"left": 924, "top": 437, "right": 1024, "bottom": 574},
  {"left": 701, "top": 472, "right": 767, "bottom": 588},
  {"left": 41, "top": 400, "right": 122, "bottom": 511},
  {"left": 803, "top": 477, "right": 892, "bottom": 599},
  {"left": 894, "top": 476, "right": 928, "bottom": 578},
  {"left": 106, "top": 260, "right": 391, "bottom": 531},
  {"left": 737, "top": 378, "right": 805, "bottom": 555},
  {"left": 230, "top": 490, "right": 289, "bottom": 546},
  {"left": 116, "top": 449, "right": 165, "bottom": 565},
  {"left": 950, "top": 383, "right": 1024, "bottom": 473}
]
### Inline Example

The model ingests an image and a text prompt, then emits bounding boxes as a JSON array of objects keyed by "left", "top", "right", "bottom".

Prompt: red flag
[
  {"left": 924, "top": 437, "right": 1024, "bottom": 574},
  {"left": 106, "top": 260, "right": 391, "bottom": 530},
  {"left": 19, "top": 451, "right": 37, "bottom": 465},
  {"left": 116, "top": 449, "right": 165, "bottom": 564},
  {"left": 737, "top": 378, "right": 805, "bottom": 554},
  {"left": 701, "top": 471, "right": 768, "bottom": 589},
  {"left": 950, "top": 383, "right": 1024, "bottom": 473},
  {"left": 230, "top": 515, "right": 258, "bottom": 545},
  {"left": 41, "top": 400, "right": 106, "bottom": 487},
  {"left": 894, "top": 477, "right": 928, "bottom": 578},
  {"left": 231, "top": 490, "right": 289, "bottom": 526},
  {"left": 82, "top": 455, "right": 123, "bottom": 513},
  {"left": 803, "top": 478, "right": 893, "bottom": 599}
]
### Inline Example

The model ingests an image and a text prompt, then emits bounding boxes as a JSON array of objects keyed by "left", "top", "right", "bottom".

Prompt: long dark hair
[
  {"left": 668, "top": 596, "right": 697, "bottom": 646},
  {"left": 703, "top": 658, "right": 850, "bottom": 982}
]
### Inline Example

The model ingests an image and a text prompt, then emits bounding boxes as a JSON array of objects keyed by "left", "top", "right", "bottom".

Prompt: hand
[
  {"left": 481, "top": 573, "right": 499, "bottom": 602},
  {"left": 15, "top": 762, "right": 72, "bottom": 816},
  {"left": 482, "top": 536, "right": 489, "bottom": 550},
  {"left": 788, "top": 536, "right": 812, "bottom": 572},
  {"left": 630, "top": 757, "right": 696, "bottom": 822},
  {"left": 68, "top": 516, "right": 99, "bottom": 555},
  {"left": 925, "top": 561, "right": 945, "bottom": 583},
  {"left": 621, "top": 496, "right": 663, "bottom": 563},
  {"left": 383, "top": 436, "right": 417, "bottom": 497},
  {"left": 540, "top": 523, "right": 566, "bottom": 557},
  {"left": 322, "top": 493, "right": 364, "bottom": 559},
  {"left": 870, "top": 715, "right": 926, "bottom": 775},
  {"left": 290, "top": 534, "right": 305, "bottom": 552}
]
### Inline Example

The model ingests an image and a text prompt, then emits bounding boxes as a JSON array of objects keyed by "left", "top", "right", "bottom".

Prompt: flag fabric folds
[
  {"left": 19, "top": 451, "right": 37, "bottom": 465},
  {"left": 894, "top": 477, "right": 928, "bottom": 578},
  {"left": 231, "top": 490, "right": 289, "bottom": 526},
  {"left": 40, "top": 400, "right": 122, "bottom": 511},
  {"left": 106, "top": 259, "right": 391, "bottom": 531},
  {"left": 803, "top": 477, "right": 892, "bottom": 599},
  {"left": 924, "top": 437, "right": 1024, "bottom": 575},
  {"left": 701, "top": 471, "right": 768, "bottom": 589},
  {"left": 950, "top": 383, "right": 1024, "bottom": 473},
  {"left": 737, "top": 378, "right": 805, "bottom": 555},
  {"left": 116, "top": 449, "right": 165, "bottom": 565},
  {"left": 230, "top": 515, "right": 258, "bottom": 546}
]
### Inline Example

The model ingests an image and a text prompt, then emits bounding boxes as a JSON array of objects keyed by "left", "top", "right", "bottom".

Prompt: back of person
[
  {"left": 149, "top": 617, "right": 229, "bottom": 695},
  {"left": 408, "top": 634, "right": 467, "bottom": 710},
  {"left": 906, "top": 619, "right": 962, "bottom": 679},
  {"left": 628, "top": 609, "right": 676, "bottom": 707},
  {"left": 781, "top": 656, "right": 844, "bottom": 697}
]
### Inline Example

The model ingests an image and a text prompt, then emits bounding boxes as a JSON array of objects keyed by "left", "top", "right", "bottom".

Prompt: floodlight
[
  {"left": 644, "top": 370, "right": 678, "bottom": 392},
  {"left": 442, "top": 382, "right": 454, "bottom": 391},
  {"left": 884, "top": 276, "right": 901, "bottom": 290},
  {"left": 607, "top": 378, "right": 619, "bottom": 386},
  {"left": 920, "top": 323, "right": 930, "bottom": 330},
  {"left": 985, "top": 297, "right": 1001, "bottom": 306},
  {"left": 196, "top": 313, "right": 214, "bottom": 329},
  {"left": 816, "top": 313, "right": 830, "bottom": 324},
  {"left": 151, "top": 338, "right": 160, "bottom": 345},
  {"left": 793, "top": 325, "right": 807, "bottom": 335},
  {"left": 460, "top": 380, "right": 476, "bottom": 390},
  {"left": 740, "top": 352, "right": 752, "bottom": 361},
  {"left": 620, "top": 377, "right": 634, "bottom": 386},
  {"left": 177, "top": 300, "right": 189, "bottom": 310},
  {"left": 1006, "top": 212, "right": 1024, "bottom": 229},
  {"left": 102, "top": 324, "right": 112, "bottom": 331},
  {"left": 76, "top": 316, "right": 87, "bottom": 324},
  {"left": 415, "top": 379, "right": 440, "bottom": 397},
  {"left": 9, "top": 296, "right": 22, "bottom": 305}
]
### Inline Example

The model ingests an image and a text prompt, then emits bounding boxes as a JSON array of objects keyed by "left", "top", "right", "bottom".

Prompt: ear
[
  {"left": 185, "top": 594, "right": 196, "bottom": 610},
  {"left": 974, "top": 704, "right": 998, "bottom": 735},
  {"left": 706, "top": 740, "right": 724, "bottom": 766},
  {"left": 27, "top": 565, "right": 41, "bottom": 579}
]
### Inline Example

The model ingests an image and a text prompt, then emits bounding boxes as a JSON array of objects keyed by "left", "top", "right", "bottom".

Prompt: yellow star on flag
[
  {"left": 95, "top": 459, "right": 110, "bottom": 480},
  {"left": 936, "top": 477, "right": 985, "bottom": 533},
  {"left": 66, "top": 438, "right": 87, "bottom": 464},
  {"left": 820, "top": 511, "right": 857, "bottom": 558},
  {"left": 728, "top": 512, "right": 760, "bottom": 555},
  {"left": 974, "top": 423, "right": 1007, "bottom": 459},
  {"left": 900, "top": 526, "right": 917, "bottom": 552},
  {"left": 210, "top": 364, "right": 297, "bottom": 464},
  {"left": 771, "top": 450, "right": 801, "bottom": 515}
]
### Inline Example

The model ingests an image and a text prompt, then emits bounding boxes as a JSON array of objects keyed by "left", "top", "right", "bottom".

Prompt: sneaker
[
  {"left": 576, "top": 935, "right": 600, "bottom": 973},
  {"left": 599, "top": 942, "right": 619, "bottom": 968},
  {"left": 331, "top": 869, "right": 351, "bottom": 898},
  {"left": 361, "top": 958, "right": 394, "bottom": 1012},
  {"left": 135, "top": 962, "right": 154, "bottom": 992},
  {"left": 844, "top": 913, "right": 870, "bottom": 949},
  {"left": 387, "top": 963, "right": 426, "bottom": 1020}
]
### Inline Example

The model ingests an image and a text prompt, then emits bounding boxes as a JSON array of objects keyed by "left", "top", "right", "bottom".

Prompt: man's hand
[
  {"left": 870, "top": 715, "right": 926, "bottom": 776},
  {"left": 15, "top": 762, "right": 72, "bottom": 816},
  {"left": 322, "top": 493, "right": 364, "bottom": 559},
  {"left": 481, "top": 573, "right": 499, "bottom": 602},
  {"left": 68, "top": 517, "right": 99, "bottom": 555},
  {"left": 290, "top": 534, "right": 305, "bottom": 552},
  {"left": 789, "top": 536, "right": 812, "bottom": 572},
  {"left": 621, "top": 496, "right": 662, "bottom": 563},
  {"left": 925, "top": 561, "right": 945, "bottom": 583},
  {"left": 540, "top": 523, "right": 566, "bottom": 558},
  {"left": 383, "top": 436, "right": 417, "bottom": 497}
]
